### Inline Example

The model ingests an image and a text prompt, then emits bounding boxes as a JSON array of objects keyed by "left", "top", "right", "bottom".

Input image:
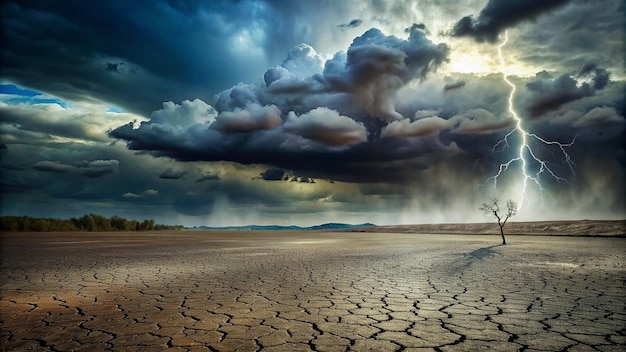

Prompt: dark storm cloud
[
  {"left": 253, "top": 168, "right": 316, "bottom": 184},
  {"left": 338, "top": 19, "right": 363, "bottom": 30},
  {"left": 256, "top": 168, "right": 288, "bottom": 181},
  {"left": 32, "top": 161, "right": 73, "bottom": 173},
  {"left": 32, "top": 160, "right": 119, "bottom": 177},
  {"left": 0, "top": 0, "right": 359, "bottom": 115},
  {"left": 1, "top": 164, "right": 25, "bottom": 171},
  {"left": 105, "top": 62, "right": 124, "bottom": 73},
  {"left": 110, "top": 26, "right": 454, "bottom": 183},
  {"left": 79, "top": 160, "right": 120, "bottom": 178},
  {"left": 451, "top": 0, "right": 570, "bottom": 42},
  {"left": 1, "top": 1, "right": 192, "bottom": 114},
  {"left": 524, "top": 70, "right": 609, "bottom": 118},
  {"left": 0, "top": 180, "right": 37, "bottom": 193},
  {"left": 578, "top": 63, "right": 598, "bottom": 77},
  {"left": 511, "top": 1, "right": 624, "bottom": 80},
  {"left": 110, "top": 52, "right": 621, "bottom": 186},
  {"left": 291, "top": 176, "right": 315, "bottom": 183},
  {"left": 577, "top": 63, "right": 611, "bottom": 90},
  {"left": 334, "top": 27, "right": 449, "bottom": 121},
  {"left": 159, "top": 167, "right": 188, "bottom": 180},
  {"left": 0, "top": 136, "right": 130, "bottom": 208},
  {"left": 262, "top": 25, "right": 450, "bottom": 136},
  {"left": 406, "top": 23, "right": 426, "bottom": 33},
  {"left": 195, "top": 173, "right": 220, "bottom": 182},
  {"left": 571, "top": 107, "right": 624, "bottom": 128},
  {"left": 449, "top": 109, "right": 514, "bottom": 135},
  {"left": 592, "top": 69, "right": 610, "bottom": 91},
  {"left": 593, "top": 68, "right": 611, "bottom": 89},
  {"left": 443, "top": 80, "right": 466, "bottom": 92}
]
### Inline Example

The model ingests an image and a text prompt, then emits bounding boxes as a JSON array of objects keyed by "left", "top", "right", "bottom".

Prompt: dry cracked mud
[{"left": 1, "top": 231, "right": 625, "bottom": 351}]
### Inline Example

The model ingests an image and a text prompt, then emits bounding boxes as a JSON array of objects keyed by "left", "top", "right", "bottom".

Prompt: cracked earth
[{"left": 1, "top": 232, "right": 624, "bottom": 351}]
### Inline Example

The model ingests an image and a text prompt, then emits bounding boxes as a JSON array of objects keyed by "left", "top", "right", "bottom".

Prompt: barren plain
[{"left": 1, "top": 223, "right": 625, "bottom": 351}]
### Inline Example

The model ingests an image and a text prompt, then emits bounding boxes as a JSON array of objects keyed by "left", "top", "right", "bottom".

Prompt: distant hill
[
  {"left": 346, "top": 220, "right": 626, "bottom": 236},
  {"left": 191, "top": 223, "right": 376, "bottom": 231}
]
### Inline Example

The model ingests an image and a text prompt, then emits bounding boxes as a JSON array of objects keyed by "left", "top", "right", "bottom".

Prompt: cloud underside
[
  {"left": 109, "top": 23, "right": 624, "bottom": 183},
  {"left": 451, "top": 0, "right": 570, "bottom": 42},
  {"left": 109, "top": 26, "right": 462, "bottom": 182}
]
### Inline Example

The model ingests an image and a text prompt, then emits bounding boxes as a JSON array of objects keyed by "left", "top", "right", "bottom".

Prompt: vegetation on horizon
[{"left": 0, "top": 214, "right": 184, "bottom": 232}]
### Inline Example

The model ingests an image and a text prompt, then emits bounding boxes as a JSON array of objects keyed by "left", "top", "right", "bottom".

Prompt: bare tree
[{"left": 480, "top": 198, "right": 517, "bottom": 245}]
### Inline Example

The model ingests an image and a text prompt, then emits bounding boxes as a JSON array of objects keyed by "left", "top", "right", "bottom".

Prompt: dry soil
[{"left": 1, "top": 230, "right": 625, "bottom": 351}]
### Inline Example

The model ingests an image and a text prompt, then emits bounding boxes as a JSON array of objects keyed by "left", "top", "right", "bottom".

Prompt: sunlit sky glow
[{"left": 0, "top": 0, "right": 624, "bottom": 226}]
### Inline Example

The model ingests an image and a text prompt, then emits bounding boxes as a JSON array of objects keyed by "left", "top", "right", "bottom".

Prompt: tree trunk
[{"left": 499, "top": 225, "right": 506, "bottom": 245}]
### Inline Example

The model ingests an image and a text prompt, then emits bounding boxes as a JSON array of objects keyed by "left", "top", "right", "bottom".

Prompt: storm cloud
[
  {"left": 109, "top": 26, "right": 454, "bottom": 182},
  {"left": 159, "top": 168, "right": 188, "bottom": 180},
  {"left": 451, "top": 0, "right": 570, "bottom": 42},
  {"left": 338, "top": 19, "right": 363, "bottom": 30},
  {"left": 0, "top": 1, "right": 367, "bottom": 115},
  {"left": 443, "top": 80, "right": 466, "bottom": 92},
  {"left": 195, "top": 173, "right": 220, "bottom": 182},
  {"left": 524, "top": 69, "right": 610, "bottom": 118},
  {"left": 33, "top": 160, "right": 119, "bottom": 178},
  {"left": 1, "top": 0, "right": 624, "bottom": 226}
]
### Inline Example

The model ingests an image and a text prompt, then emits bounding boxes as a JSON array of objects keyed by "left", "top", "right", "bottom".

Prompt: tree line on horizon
[{"left": 0, "top": 214, "right": 184, "bottom": 232}]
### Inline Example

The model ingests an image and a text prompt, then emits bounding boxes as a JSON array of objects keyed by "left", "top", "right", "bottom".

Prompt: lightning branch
[{"left": 484, "top": 30, "right": 576, "bottom": 210}]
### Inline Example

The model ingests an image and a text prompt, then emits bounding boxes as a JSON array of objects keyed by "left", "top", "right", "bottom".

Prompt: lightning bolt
[{"left": 484, "top": 30, "right": 576, "bottom": 210}]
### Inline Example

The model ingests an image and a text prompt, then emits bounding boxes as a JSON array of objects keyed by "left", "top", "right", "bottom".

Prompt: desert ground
[
  {"left": 351, "top": 220, "right": 626, "bottom": 236},
  {"left": 1, "top": 224, "right": 625, "bottom": 351}
]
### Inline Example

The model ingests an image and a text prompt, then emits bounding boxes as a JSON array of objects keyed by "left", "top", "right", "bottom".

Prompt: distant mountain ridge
[{"left": 191, "top": 222, "right": 376, "bottom": 231}]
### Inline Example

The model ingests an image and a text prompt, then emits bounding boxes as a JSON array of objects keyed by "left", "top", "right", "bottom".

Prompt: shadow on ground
[
  {"left": 443, "top": 244, "right": 504, "bottom": 274},
  {"left": 466, "top": 245, "right": 502, "bottom": 260}
]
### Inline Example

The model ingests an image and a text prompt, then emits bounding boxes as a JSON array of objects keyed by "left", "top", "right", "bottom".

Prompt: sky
[{"left": 1, "top": 0, "right": 624, "bottom": 226}]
